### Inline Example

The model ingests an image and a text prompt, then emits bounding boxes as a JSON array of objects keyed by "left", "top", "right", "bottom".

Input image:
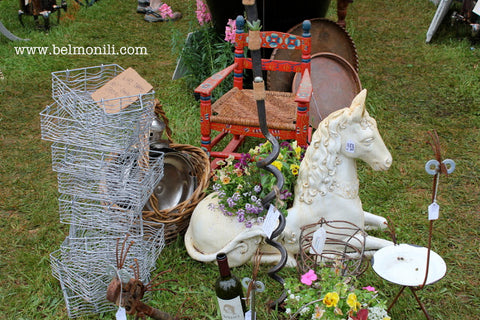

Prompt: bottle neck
[{"left": 217, "top": 253, "right": 231, "bottom": 277}]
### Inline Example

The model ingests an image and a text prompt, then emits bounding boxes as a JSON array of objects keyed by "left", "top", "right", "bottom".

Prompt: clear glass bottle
[{"left": 215, "top": 253, "right": 246, "bottom": 320}]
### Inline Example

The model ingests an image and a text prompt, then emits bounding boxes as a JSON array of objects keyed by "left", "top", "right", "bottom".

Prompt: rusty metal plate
[
  {"left": 292, "top": 52, "right": 362, "bottom": 128},
  {"left": 267, "top": 18, "right": 358, "bottom": 92}
]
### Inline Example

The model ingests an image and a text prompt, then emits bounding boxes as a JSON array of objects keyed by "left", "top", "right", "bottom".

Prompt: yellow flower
[
  {"left": 347, "top": 293, "right": 361, "bottom": 312},
  {"left": 290, "top": 164, "right": 299, "bottom": 175},
  {"left": 322, "top": 292, "right": 339, "bottom": 308},
  {"left": 383, "top": 317, "right": 391, "bottom": 320},
  {"left": 277, "top": 153, "right": 284, "bottom": 160},
  {"left": 272, "top": 160, "right": 282, "bottom": 171},
  {"left": 221, "top": 176, "right": 231, "bottom": 184}
]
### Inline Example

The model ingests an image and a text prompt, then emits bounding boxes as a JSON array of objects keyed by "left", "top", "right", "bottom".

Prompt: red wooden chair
[{"left": 195, "top": 15, "right": 312, "bottom": 164}]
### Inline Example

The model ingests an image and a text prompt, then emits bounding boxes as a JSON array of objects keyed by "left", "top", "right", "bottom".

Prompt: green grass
[{"left": 1, "top": 0, "right": 479, "bottom": 319}]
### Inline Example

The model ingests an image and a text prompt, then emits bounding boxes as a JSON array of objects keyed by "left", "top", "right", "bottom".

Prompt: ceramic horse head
[{"left": 185, "top": 89, "right": 393, "bottom": 267}]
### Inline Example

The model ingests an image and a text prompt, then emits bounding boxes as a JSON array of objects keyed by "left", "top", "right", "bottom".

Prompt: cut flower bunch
[
  {"left": 283, "top": 267, "right": 390, "bottom": 320},
  {"left": 208, "top": 141, "right": 305, "bottom": 227}
]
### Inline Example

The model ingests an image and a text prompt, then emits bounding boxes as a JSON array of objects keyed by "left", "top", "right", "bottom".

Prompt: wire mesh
[
  {"left": 51, "top": 64, "right": 155, "bottom": 124},
  {"left": 56, "top": 150, "right": 164, "bottom": 209},
  {"left": 58, "top": 194, "right": 143, "bottom": 233},
  {"left": 297, "top": 219, "right": 368, "bottom": 277},
  {"left": 50, "top": 143, "right": 160, "bottom": 181},
  {"left": 51, "top": 222, "right": 165, "bottom": 301},
  {"left": 56, "top": 276, "right": 116, "bottom": 318},
  {"left": 40, "top": 101, "right": 153, "bottom": 152}
]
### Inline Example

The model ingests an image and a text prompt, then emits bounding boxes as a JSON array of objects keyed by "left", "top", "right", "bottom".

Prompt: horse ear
[{"left": 350, "top": 89, "right": 367, "bottom": 119}]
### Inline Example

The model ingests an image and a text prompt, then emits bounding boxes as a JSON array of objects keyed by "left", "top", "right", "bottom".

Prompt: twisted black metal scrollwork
[{"left": 244, "top": 2, "right": 288, "bottom": 309}]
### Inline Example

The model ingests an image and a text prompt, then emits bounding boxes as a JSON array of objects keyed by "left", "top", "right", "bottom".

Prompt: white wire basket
[
  {"left": 51, "top": 64, "right": 155, "bottom": 124},
  {"left": 56, "top": 278, "right": 116, "bottom": 318},
  {"left": 40, "top": 101, "right": 153, "bottom": 152},
  {"left": 50, "top": 143, "right": 160, "bottom": 181},
  {"left": 58, "top": 194, "right": 144, "bottom": 233},
  {"left": 51, "top": 222, "right": 165, "bottom": 302},
  {"left": 55, "top": 150, "right": 164, "bottom": 209}
]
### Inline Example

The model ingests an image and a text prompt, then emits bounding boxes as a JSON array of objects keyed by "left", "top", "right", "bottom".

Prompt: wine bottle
[{"left": 215, "top": 253, "right": 246, "bottom": 320}]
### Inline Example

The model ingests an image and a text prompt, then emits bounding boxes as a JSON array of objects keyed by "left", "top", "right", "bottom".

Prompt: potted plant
[{"left": 283, "top": 267, "right": 391, "bottom": 320}]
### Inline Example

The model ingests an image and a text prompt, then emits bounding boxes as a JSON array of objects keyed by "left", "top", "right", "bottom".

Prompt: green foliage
[{"left": 173, "top": 25, "right": 235, "bottom": 100}]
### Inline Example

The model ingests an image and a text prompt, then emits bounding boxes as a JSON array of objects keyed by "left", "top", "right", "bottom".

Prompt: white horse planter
[{"left": 185, "top": 90, "right": 393, "bottom": 267}]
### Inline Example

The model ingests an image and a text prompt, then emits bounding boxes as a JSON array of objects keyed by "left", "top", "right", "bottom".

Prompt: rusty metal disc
[
  {"left": 267, "top": 18, "right": 358, "bottom": 92},
  {"left": 292, "top": 52, "right": 362, "bottom": 128}
]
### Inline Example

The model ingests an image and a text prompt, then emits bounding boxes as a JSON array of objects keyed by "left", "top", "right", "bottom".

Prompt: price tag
[
  {"left": 262, "top": 205, "right": 280, "bottom": 238},
  {"left": 116, "top": 307, "right": 127, "bottom": 320},
  {"left": 345, "top": 139, "right": 355, "bottom": 153},
  {"left": 428, "top": 202, "right": 440, "bottom": 220},
  {"left": 473, "top": 0, "right": 480, "bottom": 15},
  {"left": 310, "top": 227, "right": 327, "bottom": 255}
]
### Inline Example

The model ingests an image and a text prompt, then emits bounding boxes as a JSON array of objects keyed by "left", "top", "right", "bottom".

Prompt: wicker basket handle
[{"left": 154, "top": 99, "right": 174, "bottom": 144}]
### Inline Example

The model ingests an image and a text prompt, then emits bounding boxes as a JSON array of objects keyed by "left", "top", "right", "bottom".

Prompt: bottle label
[{"left": 217, "top": 296, "right": 245, "bottom": 320}]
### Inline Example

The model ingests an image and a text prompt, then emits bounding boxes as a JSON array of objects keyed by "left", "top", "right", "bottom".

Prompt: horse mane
[{"left": 295, "top": 107, "right": 360, "bottom": 204}]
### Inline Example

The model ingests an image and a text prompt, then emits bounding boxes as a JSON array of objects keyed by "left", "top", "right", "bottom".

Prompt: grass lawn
[{"left": 0, "top": 0, "right": 479, "bottom": 319}]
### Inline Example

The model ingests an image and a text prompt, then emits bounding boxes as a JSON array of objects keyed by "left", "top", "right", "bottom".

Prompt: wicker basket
[{"left": 142, "top": 102, "right": 211, "bottom": 244}]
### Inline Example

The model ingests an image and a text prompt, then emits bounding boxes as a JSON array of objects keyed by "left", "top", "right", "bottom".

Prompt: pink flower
[
  {"left": 300, "top": 269, "right": 317, "bottom": 286},
  {"left": 224, "top": 18, "right": 237, "bottom": 43},
  {"left": 158, "top": 3, "right": 174, "bottom": 18},
  {"left": 362, "top": 286, "right": 377, "bottom": 292},
  {"left": 196, "top": 0, "right": 212, "bottom": 26}
]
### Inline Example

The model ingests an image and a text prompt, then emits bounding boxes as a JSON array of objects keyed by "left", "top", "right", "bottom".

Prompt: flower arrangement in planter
[
  {"left": 208, "top": 140, "right": 305, "bottom": 228},
  {"left": 283, "top": 266, "right": 391, "bottom": 320}
]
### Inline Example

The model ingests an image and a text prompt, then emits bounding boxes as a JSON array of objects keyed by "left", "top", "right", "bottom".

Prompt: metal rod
[{"left": 244, "top": 2, "right": 288, "bottom": 309}]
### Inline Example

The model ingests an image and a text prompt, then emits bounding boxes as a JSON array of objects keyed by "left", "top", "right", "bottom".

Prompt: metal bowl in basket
[{"left": 142, "top": 143, "right": 210, "bottom": 244}]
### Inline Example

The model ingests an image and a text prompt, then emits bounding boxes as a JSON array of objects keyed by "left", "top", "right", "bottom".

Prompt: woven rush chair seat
[
  {"left": 212, "top": 87, "right": 297, "bottom": 130},
  {"left": 195, "top": 15, "right": 313, "bottom": 168}
]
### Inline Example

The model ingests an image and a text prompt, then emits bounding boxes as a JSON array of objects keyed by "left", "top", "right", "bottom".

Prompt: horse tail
[{"left": 184, "top": 226, "right": 266, "bottom": 266}]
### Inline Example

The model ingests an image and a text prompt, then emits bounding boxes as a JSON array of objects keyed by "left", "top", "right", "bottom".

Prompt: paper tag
[
  {"left": 116, "top": 307, "right": 127, "bottom": 320},
  {"left": 345, "top": 140, "right": 355, "bottom": 153},
  {"left": 310, "top": 227, "right": 327, "bottom": 255},
  {"left": 428, "top": 202, "right": 440, "bottom": 220},
  {"left": 262, "top": 205, "right": 280, "bottom": 238},
  {"left": 473, "top": 1, "right": 480, "bottom": 16},
  {"left": 245, "top": 310, "right": 255, "bottom": 320},
  {"left": 91, "top": 67, "right": 153, "bottom": 114}
]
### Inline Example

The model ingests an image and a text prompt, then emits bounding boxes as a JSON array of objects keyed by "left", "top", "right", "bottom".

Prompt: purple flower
[
  {"left": 237, "top": 213, "right": 245, "bottom": 223},
  {"left": 245, "top": 220, "right": 253, "bottom": 228},
  {"left": 279, "top": 189, "right": 292, "bottom": 200},
  {"left": 227, "top": 197, "right": 236, "bottom": 208},
  {"left": 232, "top": 192, "right": 241, "bottom": 201},
  {"left": 212, "top": 183, "right": 221, "bottom": 191},
  {"left": 254, "top": 185, "right": 261, "bottom": 193}
]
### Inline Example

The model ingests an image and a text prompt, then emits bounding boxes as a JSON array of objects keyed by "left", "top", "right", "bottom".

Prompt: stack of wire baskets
[{"left": 40, "top": 64, "right": 166, "bottom": 318}]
